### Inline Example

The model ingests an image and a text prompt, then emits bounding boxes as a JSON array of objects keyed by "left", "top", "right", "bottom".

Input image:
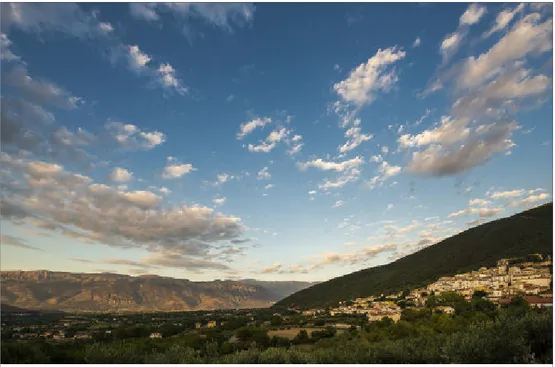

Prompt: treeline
[{"left": 2, "top": 297, "right": 552, "bottom": 364}]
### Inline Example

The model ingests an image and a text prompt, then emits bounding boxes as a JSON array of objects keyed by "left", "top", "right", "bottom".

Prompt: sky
[{"left": 0, "top": 2, "right": 553, "bottom": 282}]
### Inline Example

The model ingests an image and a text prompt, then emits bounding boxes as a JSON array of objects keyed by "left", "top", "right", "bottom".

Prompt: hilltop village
[{"left": 305, "top": 254, "right": 553, "bottom": 322}]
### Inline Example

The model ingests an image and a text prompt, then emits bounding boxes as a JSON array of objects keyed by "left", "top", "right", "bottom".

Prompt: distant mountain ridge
[
  {"left": 0, "top": 271, "right": 315, "bottom": 313},
  {"left": 275, "top": 203, "right": 553, "bottom": 309}
]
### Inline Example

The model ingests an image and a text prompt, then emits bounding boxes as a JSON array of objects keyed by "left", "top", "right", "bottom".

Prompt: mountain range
[{"left": 0, "top": 271, "right": 315, "bottom": 313}]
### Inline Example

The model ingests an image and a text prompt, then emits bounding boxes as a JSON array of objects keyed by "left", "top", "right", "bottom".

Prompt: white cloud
[
  {"left": 162, "top": 159, "right": 196, "bottom": 179},
  {"left": 333, "top": 46, "right": 406, "bottom": 107},
  {"left": 161, "top": 3, "right": 255, "bottom": 32},
  {"left": 140, "top": 253, "right": 232, "bottom": 272},
  {"left": 460, "top": 3, "right": 487, "bottom": 26},
  {"left": 0, "top": 33, "right": 19, "bottom": 61},
  {"left": 110, "top": 45, "right": 188, "bottom": 95},
  {"left": 287, "top": 134, "right": 304, "bottom": 156},
  {"left": 440, "top": 32, "right": 460, "bottom": 54},
  {"left": 414, "top": 108, "right": 432, "bottom": 127},
  {"left": 405, "top": 123, "right": 517, "bottom": 176},
  {"left": 412, "top": 36, "right": 421, "bottom": 48},
  {"left": 213, "top": 197, "right": 226, "bottom": 206},
  {"left": 489, "top": 189, "right": 525, "bottom": 199},
  {"left": 27, "top": 161, "right": 63, "bottom": 177},
  {"left": 1, "top": 3, "right": 112, "bottom": 39},
  {"left": 237, "top": 117, "right": 271, "bottom": 139},
  {"left": 310, "top": 243, "right": 399, "bottom": 269},
  {"left": 126, "top": 45, "right": 151, "bottom": 70},
  {"left": 297, "top": 156, "right": 364, "bottom": 172},
  {"left": 159, "top": 187, "right": 171, "bottom": 195},
  {"left": 261, "top": 263, "right": 282, "bottom": 274},
  {"left": 257, "top": 166, "right": 271, "bottom": 180},
  {"left": 109, "top": 167, "right": 133, "bottom": 182},
  {"left": 266, "top": 127, "right": 289, "bottom": 143},
  {"left": 398, "top": 116, "right": 470, "bottom": 149},
  {"left": 1, "top": 155, "right": 245, "bottom": 269},
  {"left": 387, "top": 204, "right": 394, "bottom": 210},
  {"left": 439, "top": 3, "right": 487, "bottom": 63},
  {"left": 122, "top": 190, "right": 162, "bottom": 209},
  {"left": 339, "top": 126, "right": 373, "bottom": 153},
  {"left": 366, "top": 160, "right": 402, "bottom": 189},
  {"left": 247, "top": 126, "right": 291, "bottom": 153},
  {"left": 403, "top": 10, "right": 551, "bottom": 177},
  {"left": 457, "top": 14, "right": 552, "bottom": 91},
  {"left": 264, "top": 184, "right": 274, "bottom": 190},
  {"left": 448, "top": 206, "right": 504, "bottom": 218},
  {"left": 483, "top": 3, "right": 525, "bottom": 38},
  {"left": 332, "top": 200, "right": 344, "bottom": 208},
  {"left": 129, "top": 3, "right": 159, "bottom": 21},
  {"left": 248, "top": 141, "right": 276, "bottom": 153},
  {"left": 1, "top": 234, "right": 42, "bottom": 251},
  {"left": 157, "top": 63, "right": 188, "bottom": 94},
  {"left": 98, "top": 22, "right": 113, "bottom": 33},
  {"left": 212, "top": 173, "right": 235, "bottom": 186},
  {"left": 288, "top": 142, "right": 304, "bottom": 156},
  {"left": 318, "top": 167, "right": 361, "bottom": 191},
  {"left": 511, "top": 192, "right": 551, "bottom": 207},
  {"left": 384, "top": 220, "right": 420, "bottom": 235},
  {"left": 105, "top": 121, "right": 166, "bottom": 150},
  {"left": 469, "top": 198, "right": 490, "bottom": 206},
  {"left": 4, "top": 65, "right": 82, "bottom": 109}
]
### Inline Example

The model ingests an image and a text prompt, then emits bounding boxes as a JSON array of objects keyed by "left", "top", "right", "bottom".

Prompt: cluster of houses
[
  {"left": 314, "top": 255, "right": 552, "bottom": 323},
  {"left": 422, "top": 257, "right": 552, "bottom": 302},
  {"left": 328, "top": 297, "right": 404, "bottom": 322},
  {"left": 195, "top": 320, "right": 217, "bottom": 329}
]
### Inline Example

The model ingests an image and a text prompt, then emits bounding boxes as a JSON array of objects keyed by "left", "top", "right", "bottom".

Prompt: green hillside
[{"left": 275, "top": 203, "right": 553, "bottom": 309}]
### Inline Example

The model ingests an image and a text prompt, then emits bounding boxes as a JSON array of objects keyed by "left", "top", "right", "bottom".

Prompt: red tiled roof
[{"left": 523, "top": 295, "right": 553, "bottom": 304}]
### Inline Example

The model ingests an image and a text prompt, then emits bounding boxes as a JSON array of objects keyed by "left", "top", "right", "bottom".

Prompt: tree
[
  {"left": 314, "top": 319, "right": 325, "bottom": 326},
  {"left": 470, "top": 298, "right": 496, "bottom": 317},
  {"left": 270, "top": 315, "right": 283, "bottom": 326},
  {"left": 472, "top": 290, "right": 488, "bottom": 299},
  {"left": 271, "top": 336, "right": 291, "bottom": 348},
  {"left": 220, "top": 341, "right": 233, "bottom": 354},
  {"left": 292, "top": 330, "right": 310, "bottom": 345}
]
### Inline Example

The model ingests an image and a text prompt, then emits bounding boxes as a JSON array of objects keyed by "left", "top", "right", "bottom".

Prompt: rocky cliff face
[{"left": 0, "top": 271, "right": 314, "bottom": 313}]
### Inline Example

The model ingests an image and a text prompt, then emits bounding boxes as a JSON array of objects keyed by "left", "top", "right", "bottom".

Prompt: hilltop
[
  {"left": 275, "top": 203, "right": 553, "bottom": 309},
  {"left": 0, "top": 271, "right": 314, "bottom": 313}
]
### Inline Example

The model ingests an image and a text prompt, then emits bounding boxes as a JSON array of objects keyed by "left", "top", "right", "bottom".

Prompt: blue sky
[{"left": 0, "top": 2, "right": 553, "bottom": 282}]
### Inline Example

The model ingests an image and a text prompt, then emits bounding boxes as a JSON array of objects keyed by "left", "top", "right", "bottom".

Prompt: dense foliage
[
  {"left": 2, "top": 298, "right": 551, "bottom": 364},
  {"left": 276, "top": 203, "right": 553, "bottom": 309}
]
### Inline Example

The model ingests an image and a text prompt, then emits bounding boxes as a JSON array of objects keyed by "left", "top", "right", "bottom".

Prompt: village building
[{"left": 206, "top": 320, "right": 217, "bottom": 328}]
